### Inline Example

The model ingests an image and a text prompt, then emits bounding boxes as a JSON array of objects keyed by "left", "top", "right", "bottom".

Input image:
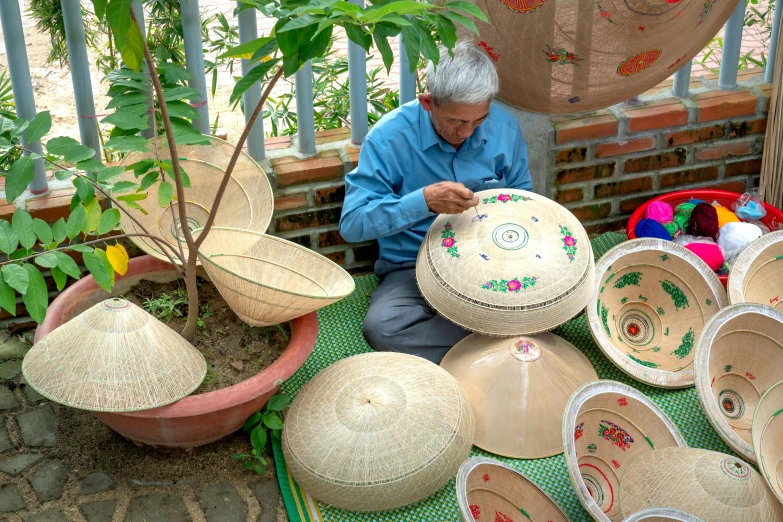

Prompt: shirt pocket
[{"left": 477, "top": 175, "right": 507, "bottom": 192}]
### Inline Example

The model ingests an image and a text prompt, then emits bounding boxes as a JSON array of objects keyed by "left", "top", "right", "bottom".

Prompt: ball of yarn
[
  {"left": 645, "top": 201, "right": 674, "bottom": 223},
  {"left": 673, "top": 235, "right": 716, "bottom": 247},
  {"left": 675, "top": 202, "right": 696, "bottom": 223},
  {"left": 662, "top": 221, "right": 681, "bottom": 238},
  {"left": 717, "top": 221, "right": 763, "bottom": 265},
  {"left": 686, "top": 203, "right": 719, "bottom": 239},
  {"left": 635, "top": 219, "right": 672, "bottom": 240},
  {"left": 673, "top": 213, "right": 689, "bottom": 232},
  {"left": 712, "top": 204, "right": 740, "bottom": 228},
  {"left": 685, "top": 242, "right": 725, "bottom": 271}
]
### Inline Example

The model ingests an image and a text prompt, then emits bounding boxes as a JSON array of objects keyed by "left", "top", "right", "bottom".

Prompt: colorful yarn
[
  {"left": 635, "top": 219, "right": 672, "bottom": 240},
  {"left": 717, "top": 222, "right": 763, "bottom": 265},
  {"left": 736, "top": 199, "right": 766, "bottom": 221},
  {"left": 645, "top": 201, "right": 674, "bottom": 223},
  {"left": 673, "top": 235, "right": 716, "bottom": 247},
  {"left": 675, "top": 202, "right": 696, "bottom": 221},
  {"left": 662, "top": 221, "right": 681, "bottom": 238},
  {"left": 712, "top": 204, "right": 740, "bottom": 228},
  {"left": 685, "top": 242, "right": 725, "bottom": 271},
  {"left": 686, "top": 203, "right": 719, "bottom": 239},
  {"left": 673, "top": 213, "right": 689, "bottom": 232}
]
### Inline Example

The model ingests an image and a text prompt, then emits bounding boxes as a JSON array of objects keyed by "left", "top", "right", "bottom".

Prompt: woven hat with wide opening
[
  {"left": 752, "top": 380, "right": 783, "bottom": 507},
  {"left": 281, "top": 352, "right": 475, "bottom": 512},
  {"left": 456, "top": 457, "right": 568, "bottom": 522},
  {"left": 619, "top": 447, "right": 783, "bottom": 521},
  {"left": 563, "top": 380, "right": 687, "bottom": 522},
  {"left": 22, "top": 298, "right": 206, "bottom": 412},
  {"left": 115, "top": 136, "right": 274, "bottom": 265},
  {"left": 622, "top": 508, "right": 704, "bottom": 522},
  {"left": 728, "top": 230, "right": 783, "bottom": 307},
  {"left": 441, "top": 331, "right": 597, "bottom": 458},
  {"left": 694, "top": 303, "right": 783, "bottom": 463},
  {"left": 196, "top": 227, "right": 355, "bottom": 326},
  {"left": 459, "top": 0, "right": 740, "bottom": 114},
  {"left": 416, "top": 189, "right": 594, "bottom": 336},
  {"left": 586, "top": 239, "right": 727, "bottom": 389}
]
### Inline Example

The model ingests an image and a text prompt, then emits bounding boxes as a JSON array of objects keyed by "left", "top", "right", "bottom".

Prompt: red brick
[
  {"left": 625, "top": 99, "right": 689, "bottom": 133},
  {"left": 323, "top": 250, "right": 346, "bottom": 265},
  {"left": 695, "top": 141, "right": 753, "bottom": 161},
  {"left": 555, "top": 147, "right": 587, "bottom": 165},
  {"left": 624, "top": 149, "right": 686, "bottom": 174},
  {"left": 315, "top": 185, "right": 345, "bottom": 205},
  {"left": 555, "top": 164, "right": 614, "bottom": 185},
  {"left": 659, "top": 166, "right": 719, "bottom": 188},
  {"left": 594, "top": 177, "right": 653, "bottom": 199},
  {"left": 275, "top": 207, "right": 342, "bottom": 232},
  {"left": 665, "top": 125, "right": 725, "bottom": 146},
  {"left": 0, "top": 202, "right": 16, "bottom": 221},
  {"left": 595, "top": 137, "right": 656, "bottom": 158},
  {"left": 286, "top": 235, "right": 312, "bottom": 249},
  {"left": 708, "top": 180, "right": 747, "bottom": 193},
  {"left": 319, "top": 230, "right": 347, "bottom": 248},
  {"left": 264, "top": 136, "right": 292, "bottom": 150},
  {"left": 585, "top": 219, "right": 627, "bottom": 236},
  {"left": 315, "top": 127, "right": 351, "bottom": 144},
  {"left": 759, "top": 84, "right": 773, "bottom": 111},
  {"left": 725, "top": 159, "right": 762, "bottom": 177},
  {"left": 568, "top": 203, "right": 611, "bottom": 221},
  {"left": 275, "top": 156, "right": 344, "bottom": 187},
  {"left": 353, "top": 243, "right": 380, "bottom": 263},
  {"left": 0, "top": 302, "right": 26, "bottom": 321},
  {"left": 729, "top": 119, "right": 767, "bottom": 138},
  {"left": 554, "top": 188, "right": 583, "bottom": 204},
  {"left": 273, "top": 193, "right": 308, "bottom": 211},
  {"left": 551, "top": 111, "right": 618, "bottom": 144},
  {"left": 619, "top": 196, "right": 653, "bottom": 214},
  {"left": 695, "top": 90, "right": 759, "bottom": 122},
  {"left": 345, "top": 145, "right": 361, "bottom": 168}
]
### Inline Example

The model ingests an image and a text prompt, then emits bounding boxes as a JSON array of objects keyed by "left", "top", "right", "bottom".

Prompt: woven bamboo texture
[
  {"left": 727, "top": 230, "right": 783, "bottom": 307},
  {"left": 619, "top": 447, "right": 783, "bottom": 520},
  {"left": 621, "top": 508, "right": 704, "bottom": 522},
  {"left": 281, "top": 352, "right": 475, "bottom": 512},
  {"left": 22, "top": 298, "right": 206, "bottom": 412},
  {"left": 115, "top": 136, "right": 274, "bottom": 265},
  {"left": 456, "top": 457, "right": 569, "bottom": 522},
  {"left": 586, "top": 238, "right": 728, "bottom": 389},
  {"left": 752, "top": 380, "right": 783, "bottom": 506},
  {"left": 416, "top": 188, "right": 594, "bottom": 337},
  {"left": 457, "top": 0, "right": 739, "bottom": 114},
  {"left": 760, "top": 7, "right": 783, "bottom": 207},
  {"left": 563, "top": 380, "right": 687, "bottom": 522},
  {"left": 441, "top": 332, "right": 598, "bottom": 459},
  {"left": 694, "top": 303, "right": 783, "bottom": 463},
  {"left": 197, "top": 227, "right": 355, "bottom": 326}
]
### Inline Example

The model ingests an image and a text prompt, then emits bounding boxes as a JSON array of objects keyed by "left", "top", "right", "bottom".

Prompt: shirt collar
[{"left": 417, "top": 102, "right": 490, "bottom": 153}]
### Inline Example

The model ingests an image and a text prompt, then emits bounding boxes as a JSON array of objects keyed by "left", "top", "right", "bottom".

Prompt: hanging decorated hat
[
  {"left": 416, "top": 189, "right": 594, "bottom": 337},
  {"left": 751, "top": 380, "right": 783, "bottom": 507},
  {"left": 622, "top": 508, "right": 704, "bottom": 522},
  {"left": 440, "top": 331, "right": 597, "bottom": 458},
  {"left": 727, "top": 229, "right": 783, "bottom": 306},
  {"left": 22, "top": 298, "right": 206, "bottom": 412}
]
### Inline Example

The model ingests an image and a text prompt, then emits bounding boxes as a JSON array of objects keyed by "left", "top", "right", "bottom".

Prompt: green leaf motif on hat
[
  {"left": 481, "top": 193, "right": 532, "bottom": 204},
  {"left": 671, "top": 328, "right": 695, "bottom": 360},
  {"left": 614, "top": 272, "right": 642, "bottom": 289},
  {"left": 660, "top": 280, "right": 689, "bottom": 311},
  {"left": 628, "top": 354, "right": 660, "bottom": 368},
  {"left": 440, "top": 222, "right": 460, "bottom": 258},
  {"left": 482, "top": 277, "right": 537, "bottom": 293},
  {"left": 600, "top": 303, "right": 611, "bottom": 338}
]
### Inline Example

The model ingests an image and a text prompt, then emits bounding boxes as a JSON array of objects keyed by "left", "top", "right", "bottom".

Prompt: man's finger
[{"left": 452, "top": 185, "right": 474, "bottom": 200}]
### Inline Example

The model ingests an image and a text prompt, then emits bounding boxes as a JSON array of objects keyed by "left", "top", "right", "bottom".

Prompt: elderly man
[{"left": 338, "top": 40, "right": 533, "bottom": 363}]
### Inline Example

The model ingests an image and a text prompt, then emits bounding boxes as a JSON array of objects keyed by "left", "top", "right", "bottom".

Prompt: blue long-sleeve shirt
[{"left": 339, "top": 100, "right": 533, "bottom": 264}]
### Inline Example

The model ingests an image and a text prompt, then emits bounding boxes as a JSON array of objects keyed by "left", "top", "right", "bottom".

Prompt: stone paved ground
[{"left": 0, "top": 332, "right": 287, "bottom": 522}]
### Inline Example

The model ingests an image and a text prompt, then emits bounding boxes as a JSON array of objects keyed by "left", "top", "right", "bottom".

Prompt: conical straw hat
[
  {"left": 196, "top": 227, "right": 355, "bottom": 326},
  {"left": 281, "top": 352, "right": 475, "bottom": 512},
  {"left": 115, "top": 136, "right": 274, "bottom": 265},
  {"left": 619, "top": 447, "right": 783, "bottom": 521},
  {"left": 752, "top": 380, "right": 783, "bottom": 507},
  {"left": 441, "top": 331, "right": 597, "bottom": 458},
  {"left": 458, "top": 0, "right": 739, "bottom": 114},
  {"left": 456, "top": 457, "right": 568, "bottom": 522},
  {"left": 586, "top": 239, "right": 727, "bottom": 389},
  {"left": 22, "top": 298, "right": 206, "bottom": 412},
  {"left": 728, "top": 230, "right": 783, "bottom": 307},
  {"left": 563, "top": 380, "right": 687, "bottom": 522},
  {"left": 622, "top": 508, "right": 704, "bottom": 522},
  {"left": 416, "top": 189, "right": 594, "bottom": 337},
  {"left": 694, "top": 303, "right": 783, "bottom": 463}
]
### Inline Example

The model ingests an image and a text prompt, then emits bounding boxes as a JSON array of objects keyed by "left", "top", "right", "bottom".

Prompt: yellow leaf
[{"left": 106, "top": 244, "right": 129, "bottom": 276}]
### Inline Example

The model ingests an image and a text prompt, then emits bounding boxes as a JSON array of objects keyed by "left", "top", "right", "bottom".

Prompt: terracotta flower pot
[{"left": 34, "top": 255, "right": 319, "bottom": 448}]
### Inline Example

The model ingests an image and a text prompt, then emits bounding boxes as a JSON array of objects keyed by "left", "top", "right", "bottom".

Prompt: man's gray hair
[{"left": 425, "top": 40, "right": 499, "bottom": 106}]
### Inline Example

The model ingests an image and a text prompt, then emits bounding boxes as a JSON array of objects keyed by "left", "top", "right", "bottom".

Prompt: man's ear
[{"left": 418, "top": 93, "right": 433, "bottom": 112}]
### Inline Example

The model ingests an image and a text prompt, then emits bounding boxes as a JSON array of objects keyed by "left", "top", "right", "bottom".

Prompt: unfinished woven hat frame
[
  {"left": 455, "top": 456, "right": 569, "bottom": 522},
  {"left": 586, "top": 238, "right": 727, "bottom": 389},
  {"left": 727, "top": 229, "right": 783, "bottom": 307},
  {"left": 621, "top": 508, "right": 704, "bottom": 522},
  {"left": 562, "top": 380, "right": 687, "bottom": 522},
  {"left": 22, "top": 298, "right": 207, "bottom": 412},
  {"left": 115, "top": 136, "right": 274, "bottom": 266},
  {"left": 694, "top": 303, "right": 783, "bottom": 463},
  {"left": 751, "top": 380, "right": 783, "bottom": 507},
  {"left": 459, "top": 0, "right": 740, "bottom": 114},
  {"left": 416, "top": 188, "right": 594, "bottom": 337}
]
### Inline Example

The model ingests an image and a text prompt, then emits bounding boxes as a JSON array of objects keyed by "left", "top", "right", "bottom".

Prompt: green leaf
[
  {"left": 106, "top": 92, "right": 149, "bottom": 109},
  {"left": 0, "top": 221, "right": 19, "bottom": 255},
  {"left": 83, "top": 198, "right": 102, "bottom": 235},
  {"left": 435, "top": 16, "right": 457, "bottom": 51},
  {"left": 157, "top": 182, "right": 174, "bottom": 208},
  {"left": 266, "top": 394, "right": 290, "bottom": 412},
  {"left": 51, "top": 266, "right": 67, "bottom": 291},
  {"left": 140, "top": 171, "right": 159, "bottom": 191},
  {"left": 445, "top": 0, "right": 489, "bottom": 21},
  {"left": 6, "top": 156, "right": 34, "bottom": 204},
  {"left": 282, "top": 52, "right": 302, "bottom": 77},
  {"left": 0, "top": 116, "right": 14, "bottom": 135},
  {"left": 440, "top": 10, "right": 478, "bottom": 36},
  {"left": 243, "top": 412, "right": 262, "bottom": 433},
  {"left": 374, "top": 34, "right": 394, "bottom": 73},
  {"left": 52, "top": 218, "right": 67, "bottom": 244},
  {"left": 98, "top": 166, "right": 126, "bottom": 183},
  {"left": 21, "top": 264, "right": 47, "bottom": 323},
  {"left": 46, "top": 136, "right": 80, "bottom": 157},
  {"left": 53, "top": 251, "right": 81, "bottom": 279},
  {"left": 107, "top": 0, "right": 133, "bottom": 52},
  {"left": 120, "top": 20, "right": 144, "bottom": 71},
  {"left": 0, "top": 276, "right": 16, "bottom": 316},
  {"left": 344, "top": 24, "right": 372, "bottom": 51},
  {"left": 111, "top": 181, "right": 137, "bottom": 193},
  {"left": 66, "top": 203, "right": 86, "bottom": 240},
  {"left": 163, "top": 87, "right": 203, "bottom": 102},
  {"left": 74, "top": 177, "right": 95, "bottom": 205},
  {"left": 262, "top": 412, "right": 284, "bottom": 430},
  {"left": 157, "top": 62, "right": 193, "bottom": 83},
  {"left": 12, "top": 209, "right": 36, "bottom": 250},
  {"left": 64, "top": 145, "right": 98, "bottom": 164},
  {"left": 32, "top": 219, "right": 53, "bottom": 246},
  {"left": 34, "top": 253, "right": 58, "bottom": 269},
  {"left": 54, "top": 170, "right": 73, "bottom": 181},
  {"left": 250, "top": 425, "right": 268, "bottom": 450},
  {"left": 104, "top": 135, "right": 150, "bottom": 153},
  {"left": 299, "top": 25, "right": 333, "bottom": 62},
  {"left": 1, "top": 264, "right": 29, "bottom": 294},
  {"left": 101, "top": 111, "right": 149, "bottom": 131},
  {"left": 275, "top": 19, "right": 299, "bottom": 56},
  {"left": 250, "top": 38, "right": 281, "bottom": 63},
  {"left": 415, "top": 20, "right": 439, "bottom": 63},
  {"left": 25, "top": 111, "right": 52, "bottom": 144},
  {"left": 220, "top": 36, "right": 274, "bottom": 59},
  {"left": 83, "top": 251, "right": 113, "bottom": 292},
  {"left": 11, "top": 118, "right": 29, "bottom": 139},
  {"left": 67, "top": 244, "right": 94, "bottom": 254},
  {"left": 230, "top": 59, "right": 280, "bottom": 106},
  {"left": 92, "top": 0, "right": 108, "bottom": 20},
  {"left": 279, "top": 14, "right": 320, "bottom": 32},
  {"left": 94, "top": 248, "right": 115, "bottom": 287},
  {"left": 181, "top": 170, "right": 191, "bottom": 189},
  {"left": 117, "top": 192, "right": 148, "bottom": 202},
  {"left": 364, "top": 1, "right": 431, "bottom": 21},
  {"left": 76, "top": 158, "right": 106, "bottom": 172},
  {"left": 97, "top": 208, "right": 121, "bottom": 235},
  {"left": 165, "top": 100, "right": 201, "bottom": 120},
  {"left": 9, "top": 250, "right": 30, "bottom": 261},
  {"left": 400, "top": 25, "right": 421, "bottom": 75}
]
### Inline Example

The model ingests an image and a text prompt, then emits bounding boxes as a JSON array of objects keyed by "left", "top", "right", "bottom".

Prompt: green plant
[
  {"left": 202, "top": 364, "right": 217, "bottom": 384},
  {"left": 142, "top": 288, "right": 188, "bottom": 321},
  {"left": 0, "top": 70, "right": 22, "bottom": 174},
  {"left": 699, "top": 0, "right": 777, "bottom": 71},
  {"left": 235, "top": 393, "right": 290, "bottom": 475},
  {"left": 197, "top": 303, "right": 211, "bottom": 334}
]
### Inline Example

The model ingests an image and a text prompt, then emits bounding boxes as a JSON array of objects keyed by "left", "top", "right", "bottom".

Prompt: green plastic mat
[{"left": 272, "top": 232, "right": 736, "bottom": 522}]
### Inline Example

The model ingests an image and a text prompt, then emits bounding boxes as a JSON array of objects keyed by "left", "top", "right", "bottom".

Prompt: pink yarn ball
[
  {"left": 645, "top": 201, "right": 674, "bottom": 224},
  {"left": 684, "top": 243, "right": 725, "bottom": 271}
]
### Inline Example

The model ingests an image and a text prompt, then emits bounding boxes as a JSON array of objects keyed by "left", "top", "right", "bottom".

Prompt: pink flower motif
[
  {"left": 442, "top": 237, "right": 455, "bottom": 248},
  {"left": 507, "top": 279, "right": 521, "bottom": 291},
  {"left": 484, "top": 282, "right": 493, "bottom": 289},
  {"left": 563, "top": 235, "right": 576, "bottom": 247},
  {"left": 497, "top": 194, "right": 512, "bottom": 202}
]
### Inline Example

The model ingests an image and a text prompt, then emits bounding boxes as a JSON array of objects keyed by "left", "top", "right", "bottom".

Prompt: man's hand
[{"left": 423, "top": 182, "right": 479, "bottom": 214}]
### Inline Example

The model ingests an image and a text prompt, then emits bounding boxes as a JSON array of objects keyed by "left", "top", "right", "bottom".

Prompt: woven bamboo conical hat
[
  {"left": 728, "top": 230, "right": 783, "bottom": 307},
  {"left": 115, "top": 136, "right": 274, "bottom": 265},
  {"left": 619, "top": 447, "right": 783, "bottom": 521},
  {"left": 456, "top": 457, "right": 568, "bottom": 522},
  {"left": 586, "top": 239, "right": 727, "bottom": 389},
  {"left": 441, "top": 331, "right": 597, "bottom": 458},
  {"left": 752, "top": 380, "right": 783, "bottom": 506},
  {"left": 416, "top": 189, "right": 594, "bottom": 337},
  {"left": 622, "top": 508, "right": 704, "bottom": 522},
  {"left": 196, "top": 227, "right": 355, "bottom": 326},
  {"left": 694, "top": 303, "right": 783, "bottom": 463},
  {"left": 563, "top": 381, "right": 687, "bottom": 522},
  {"left": 22, "top": 298, "right": 206, "bottom": 412},
  {"left": 457, "top": 0, "right": 739, "bottom": 114},
  {"left": 281, "top": 352, "right": 475, "bottom": 512}
]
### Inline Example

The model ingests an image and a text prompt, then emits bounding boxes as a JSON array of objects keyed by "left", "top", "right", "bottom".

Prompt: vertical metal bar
[
  {"left": 132, "top": 0, "right": 155, "bottom": 139},
  {"left": 179, "top": 0, "right": 210, "bottom": 134},
  {"left": 672, "top": 60, "right": 694, "bottom": 98},
  {"left": 399, "top": 35, "right": 417, "bottom": 105},
  {"left": 295, "top": 61, "right": 316, "bottom": 155},
  {"left": 719, "top": 0, "right": 747, "bottom": 90},
  {"left": 347, "top": 0, "right": 368, "bottom": 145},
  {"left": 237, "top": 2, "right": 265, "bottom": 161},
  {"left": 766, "top": 0, "right": 782, "bottom": 83},
  {"left": 0, "top": 1, "right": 48, "bottom": 195}
]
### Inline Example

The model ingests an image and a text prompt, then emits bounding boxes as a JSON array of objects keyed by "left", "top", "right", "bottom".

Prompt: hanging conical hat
[
  {"left": 22, "top": 298, "right": 206, "bottom": 412},
  {"left": 416, "top": 188, "right": 594, "bottom": 336},
  {"left": 115, "top": 136, "right": 274, "bottom": 265},
  {"left": 752, "top": 380, "right": 783, "bottom": 507},
  {"left": 456, "top": 457, "right": 569, "bottom": 522},
  {"left": 458, "top": 0, "right": 740, "bottom": 114},
  {"left": 586, "top": 239, "right": 727, "bottom": 389},
  {"left": 563, "top": 381, "right": 687, "bottom": 522},
  {"left": 622, "top": 508, "right": 704, "bottom": 522},
  {"left": 441, "top": 331, "right": 597, "bottom": 458},
  {"left": 728, "top": 230, "right": 783, "bottom": 307},
  {"left": 694, "top": 303, "right": 783, "bottom": 463},
  {"left": 619, "top": 448, "right": 783, "bottom": 521}
]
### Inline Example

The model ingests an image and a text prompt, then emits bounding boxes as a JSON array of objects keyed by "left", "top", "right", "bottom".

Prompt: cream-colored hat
[
  {"left": 727, "top": 229, "right": 783, "bottom": 307},
  {"left": 752, "top": 380, "right": 783, "bottom": 507}
]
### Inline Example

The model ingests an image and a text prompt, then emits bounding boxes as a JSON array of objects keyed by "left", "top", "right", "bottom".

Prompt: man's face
[{"left": 418, "top": 94, "right": 490, "bottom": 149}]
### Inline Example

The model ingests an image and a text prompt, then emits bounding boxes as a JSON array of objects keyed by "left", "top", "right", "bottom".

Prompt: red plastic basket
[{"left": 626, "top": 189, "right": 783, "bottom": 288}]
